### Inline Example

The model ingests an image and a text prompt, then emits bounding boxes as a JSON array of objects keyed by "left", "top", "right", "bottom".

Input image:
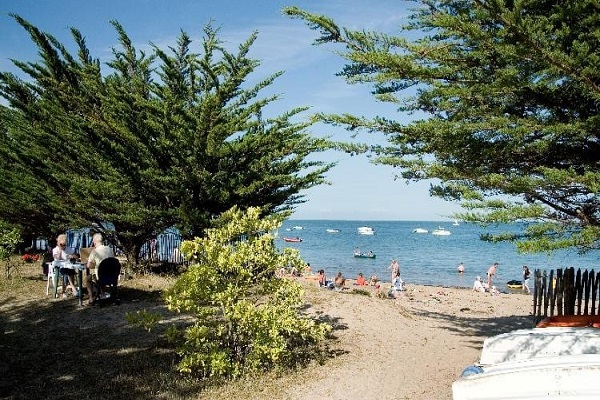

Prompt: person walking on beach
[
  {"left": 487, "top": 262, "right": 498, "bottom": 292},
  {"left": 522, "top": 265, "right": 531, "bottom": 294}
]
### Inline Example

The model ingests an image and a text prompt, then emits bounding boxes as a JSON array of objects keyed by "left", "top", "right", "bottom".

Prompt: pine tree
[
  {"left": 284, "top": 1, "right": 600, "bottom": 253},
  {"left": 0, "top": 16, "right": 334, "bottom": 265}
]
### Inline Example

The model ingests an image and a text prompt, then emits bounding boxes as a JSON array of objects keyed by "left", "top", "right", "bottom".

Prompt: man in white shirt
[{"left": 85, "top": 233, "right": 115, "bottom": 305}]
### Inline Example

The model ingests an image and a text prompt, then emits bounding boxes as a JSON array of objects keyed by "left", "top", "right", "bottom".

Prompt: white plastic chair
[
  {"left": 46, "top": 262, "right": 56, "bottom": 295},
  {"left": 46, "top": 261, "right": 65, "bottom": 296}
]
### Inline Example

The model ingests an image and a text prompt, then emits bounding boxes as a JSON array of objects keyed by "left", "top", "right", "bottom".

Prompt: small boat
[
  {"left": 357, "top": 226, "right": 375, "bottom": 235},
  {"left": 453, "top": 327, "right": 600, "bottom": 399},
  {"left": 431, "top": 227, "right": 451, "bottom": 236},
  {"left": 412, "top": 228, "right": 428, "bottom": 233},
  {"left": 453, "top": 219, "right": 460, "bottom": 226},
  {"left": 282, "top": 237, "right": 302, "bottom": 243},
  {"left": 506, "top": 280, "right": 522, "bottom": 289},
  {"left": 353, "top": 251, "right": 376, "bottom": 259},
  {"left": 326, "top": 228, "right": 341, "bottom": 233},
  {"left": 291, "top": 226, "right": 303, "bottom": 230}
]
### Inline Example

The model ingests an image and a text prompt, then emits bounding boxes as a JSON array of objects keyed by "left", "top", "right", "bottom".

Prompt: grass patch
[{"left": 0, "top": 258, "right": 333, "bottom": 399}]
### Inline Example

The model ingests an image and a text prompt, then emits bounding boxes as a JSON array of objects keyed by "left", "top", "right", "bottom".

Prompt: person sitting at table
[
  {"left": 52, "top": 234, "right": 78, "bottom": 298},
  {"left": 85, "top": 233, "right": 115, "bottom": 306}
]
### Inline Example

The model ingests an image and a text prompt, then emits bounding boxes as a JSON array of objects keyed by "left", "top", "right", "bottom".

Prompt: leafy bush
[
  {"left": 164, "top": 207, "right": 331, "bottom": 378},
  {"left": 0, "top": 223, "right": 21, "bottom": 278}
]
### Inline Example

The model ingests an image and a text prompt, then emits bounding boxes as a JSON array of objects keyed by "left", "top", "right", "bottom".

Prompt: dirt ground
[{"left": 0, "top": 268, "right": 533, "bottom": 400}]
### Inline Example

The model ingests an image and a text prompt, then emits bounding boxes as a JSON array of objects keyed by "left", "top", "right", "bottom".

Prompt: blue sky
[{"left": 0, "top": 0, "right": 462, "bottom": 221}]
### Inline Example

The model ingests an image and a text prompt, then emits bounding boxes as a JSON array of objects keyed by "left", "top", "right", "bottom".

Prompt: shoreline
[
  {"left": 297, "top": 273, "right": 531, "bottom": 296},
  {"left": 274, "top": 275, "right": 535, "bottom": 400}
]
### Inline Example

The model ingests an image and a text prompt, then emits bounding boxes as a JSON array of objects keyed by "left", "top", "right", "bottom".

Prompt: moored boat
[
  {"left": 353, "top": 251, "right": 376, "bottom": 259},
  {"left": 357, "top": 226, "right": 375, "bottom": 235},
  {"left": 412, "top": 228, "right": 428, "bottom": 233},
  {"left": 453, "top": 327, "right": 600, "bottom": 399},
  {"left": 282, "top": 237, "right": 302, "bottom": 243},
  {"left": 432, "top": 227, "right": 451, "bottom": 236},
  {"left": 326, "top": 228, "right": 341, "bottom": 233}
]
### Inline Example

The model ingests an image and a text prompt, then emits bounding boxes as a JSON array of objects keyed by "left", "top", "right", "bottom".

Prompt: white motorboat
[
  {"left": 453, "top": 327, "right": 600, "bottom": 399},
  {"left": 412, "top": 228, "right": 428, "bottom": 233},
  {"left": 432, "top": 227, "right": 451, "bottom": 236},
  {"left": 357, "top": 226, "right": 375, "bottom": 235},
  {"left": 453, "top": 219, "right": 460, "bottom": 226},
  {"left": 326, "top": 228, "right": 340, "bottom": 233},
  {"left": 292, "top": 225, "right": 303, "bottom": 230},
  {"left": 453, "top": 354, "right": 600, "bottom": 399}
]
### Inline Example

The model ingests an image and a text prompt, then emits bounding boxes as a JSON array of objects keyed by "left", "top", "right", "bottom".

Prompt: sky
[{"left": 0, "top": 0, "right": 463, "bottom": 221}]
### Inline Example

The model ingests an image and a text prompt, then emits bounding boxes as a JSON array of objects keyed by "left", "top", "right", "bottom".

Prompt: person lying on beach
[{"left": 354, "top": 272, "right": 367, "bottom": 286}]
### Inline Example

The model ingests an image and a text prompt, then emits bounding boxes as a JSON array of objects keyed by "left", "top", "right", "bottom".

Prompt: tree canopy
[
  {"left": 0, "top": 16, "right": 334, "bottom": 263},
  {"left": 284, "top": 0, "right": 600, "bottom": 253}
]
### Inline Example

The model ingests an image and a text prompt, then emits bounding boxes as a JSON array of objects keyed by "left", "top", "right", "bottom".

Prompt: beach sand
[{"left": 281, "top": 276, "right": 534, "bottom": 400}]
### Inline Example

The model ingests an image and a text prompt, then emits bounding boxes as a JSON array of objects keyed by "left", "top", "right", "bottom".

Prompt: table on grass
[{"left": 51, "top": 260, "right": 85, "bottom": 306}]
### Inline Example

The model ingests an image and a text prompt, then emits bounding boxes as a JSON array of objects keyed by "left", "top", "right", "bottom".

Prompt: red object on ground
[{"left": 536, "top": 315, "right": 600, "bottom": 328}]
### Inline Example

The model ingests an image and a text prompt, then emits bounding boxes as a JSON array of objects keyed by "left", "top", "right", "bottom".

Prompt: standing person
[
  {"left": 487, "top": 262, "right": 498, "bottom": 292},
  {"left": 457, "top": 262, "right": 465, "bottom": 273},
  {"left": 53, "top": 234, "right": 78, "bottom": 298},
  {"left": 522, "top": 265, "right": 531, "bottom": 294},
  {"left": 85, "top": 233, "right": 115, "bottom": 305},
  {"left": 389, "top": 259, "right": 400, "bottom": 283},
  {"left": 317, "top": 269, "right": 327, "bottom": 288}
]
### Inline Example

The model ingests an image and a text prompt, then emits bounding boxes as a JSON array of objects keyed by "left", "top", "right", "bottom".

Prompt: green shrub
[
  {"left": 164, "top": 207, "right": 331, "bottom": 378},
  {"left": 0, "top": 223, "right": 21, "bottom": 278}
]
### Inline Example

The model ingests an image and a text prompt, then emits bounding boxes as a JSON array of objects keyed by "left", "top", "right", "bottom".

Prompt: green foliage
[
  {"left": 0, "top": 222, "right": 21, "bottom": 278},
  {"left": 126, "top": 309, "right": 162, "bottom": 333},
  {"left": 0, "top": 17, "right": 334, "bottom": 263},
  {"left": 284, "top": 1, "right": 600, "bottom": 254},
  {"left": 164, "top": 207, "right": 331, "bottom": 378}
]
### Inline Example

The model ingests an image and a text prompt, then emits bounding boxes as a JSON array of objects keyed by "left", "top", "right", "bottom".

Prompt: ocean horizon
[{"left": 277, "top": 220, "right": 599, "bottom": 290}]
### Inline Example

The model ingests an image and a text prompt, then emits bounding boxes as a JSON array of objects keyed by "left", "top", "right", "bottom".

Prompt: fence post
[
  {"left": 576, "top": 268, "right": 583, "bottom": 315},
  {"left": 565, "top": 267, "right": 576, "bottom": 315},
  {"left": 593, "top": 271, "right": 600, "bottom": 316},
  {"left": 583, "top": 269, "right": 590, "bottom": 315},
  {"left": 533, "top": 269, "right": 540, "bottom": 324},
  {"left": 556, "top": 269, "right": 564, "bottom": 316}
]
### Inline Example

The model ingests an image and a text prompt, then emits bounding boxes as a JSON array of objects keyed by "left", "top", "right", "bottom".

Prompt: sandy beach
[{"left": 278, "top": 276, "right": 534, "bottom": 400}]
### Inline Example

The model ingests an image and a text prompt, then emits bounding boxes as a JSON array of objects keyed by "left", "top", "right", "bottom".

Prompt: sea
[{"left": 277, "top": 220, "right": 600, "bottom": 291}]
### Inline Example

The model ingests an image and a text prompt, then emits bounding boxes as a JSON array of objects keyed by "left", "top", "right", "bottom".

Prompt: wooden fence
[{"left": 533, "top": 267, "right": 600, "bottom": 324}]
